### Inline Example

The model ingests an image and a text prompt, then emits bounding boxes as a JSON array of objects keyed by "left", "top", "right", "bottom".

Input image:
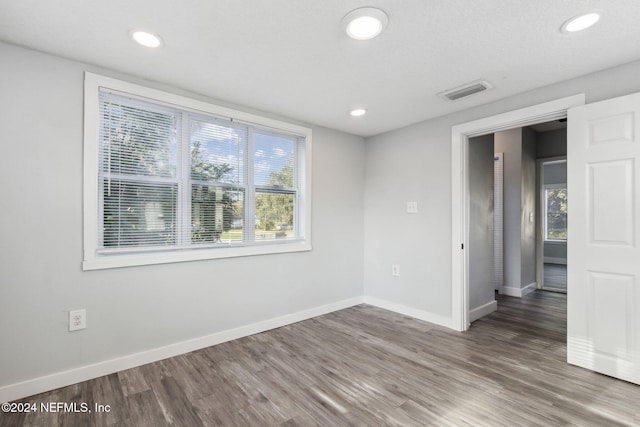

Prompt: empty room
[{"left": 2, "top": 1, "right": 640, "bottom": 426}]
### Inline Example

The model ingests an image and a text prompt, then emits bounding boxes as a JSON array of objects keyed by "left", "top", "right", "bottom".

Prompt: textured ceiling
[{"left": 1, "top": 0, "right": 639, "bottom": 136}]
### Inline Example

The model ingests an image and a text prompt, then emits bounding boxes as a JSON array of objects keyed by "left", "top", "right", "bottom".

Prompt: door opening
[
  {"left": 538, "top": 158, "right": 567, "bottom": 294},
  {"left": 450, "top": 94, "right": 585, "bottom": 331},
  {"left": 469, "top": 123, "right": 567, "bottom": 324}
]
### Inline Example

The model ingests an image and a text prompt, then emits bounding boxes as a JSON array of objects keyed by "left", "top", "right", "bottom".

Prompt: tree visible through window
[
  {"left": 254, "top": 133, "right": 295, "bottom": 239},
  {"left": 100, "top": 100, "right": 178, "bottom": 248},
  {"left": 84, "top": 73, "right": 311, "bottom": 269},
  {"left": 188, "top": 119, "right": 244, "bottom": 245},
  {"left": 97, "top": 90, "right": 304, "bottom": 252},
  {"left": 545, "top": 186, "right": 567, "bottom": 240}
]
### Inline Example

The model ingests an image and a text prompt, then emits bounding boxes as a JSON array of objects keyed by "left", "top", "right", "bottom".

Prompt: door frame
[{"left": 451, "top": 94, "right": 585, "bottom": 332}]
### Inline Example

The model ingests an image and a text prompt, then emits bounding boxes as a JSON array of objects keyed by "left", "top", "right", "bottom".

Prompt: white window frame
[
  {"left": 543, "top": 183, "right": 567, "bottom": 242},
  {"left": 83, "top": 73, "right": 312, "bottom": 270}
]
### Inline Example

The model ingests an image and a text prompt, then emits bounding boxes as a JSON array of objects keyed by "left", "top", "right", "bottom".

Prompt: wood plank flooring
[{"left": 2, "top": 291, "right": 640, "bottom": 426}]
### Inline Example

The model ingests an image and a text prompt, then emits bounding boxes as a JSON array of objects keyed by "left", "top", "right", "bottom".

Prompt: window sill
[{"left": 82, "top": 241, "right": 312, "bottom": 271}]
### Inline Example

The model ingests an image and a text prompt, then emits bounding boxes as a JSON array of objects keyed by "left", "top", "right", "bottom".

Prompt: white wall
[
  {"left": 0, "top": 42, "right": 365, "bottom": 393},
  {"left": 364, "top": 58, "right": 640, "bottom": 321}
]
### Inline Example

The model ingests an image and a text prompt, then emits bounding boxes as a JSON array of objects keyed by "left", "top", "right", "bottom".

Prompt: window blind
[
  {"left": 99, "top": 92, "right": 179, "bottom": 249},
  {"left": 97, "top": 90, "right": 301, "bottom": 253}
]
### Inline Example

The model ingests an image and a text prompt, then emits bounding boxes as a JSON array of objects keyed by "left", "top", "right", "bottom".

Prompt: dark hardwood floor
[{"left": 2, "top": 291, "right": 640, "bottom": 426}]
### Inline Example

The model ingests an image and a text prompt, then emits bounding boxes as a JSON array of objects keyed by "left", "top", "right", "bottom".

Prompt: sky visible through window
[
  {"left": 254, "top": 133, "right": 294, "bottom": 186},
  {"left": 190, "top": 122, "right": 294, "bottom": 186},
  {"left": 91, "top": 77, "right": 310, "bottom": 269},
  {"left": 190, "top": 121, "right": 244, "bottom": 184}
]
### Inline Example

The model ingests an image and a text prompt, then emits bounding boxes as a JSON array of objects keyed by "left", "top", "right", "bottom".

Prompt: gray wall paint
[
  {"left": 468, "top": 134, "right": 495, "bottom": 313},
  {"left": 0, "top": 42, "right": 365, "bottom": 387},
  {"left": 494, "top": 128, "right": 522, "bottom": 291},
  {"left": 544, "top": 161, "right": 567, "bottom": 185},
  {"left": 545, "top": 241, "right": 567, "bottom": 261},
  {"left": 364, "top": 58, "right": 640, "bottom": 317},
  {"left": 470, "top": 127, "right": 535, "bottom": 296},
  {"left": 536, "top": 128, "right": 567, "bottom": 158},
  {"left": 4, "top": 42, "right": 640, "bottom": 390},
  {"left": 363, "top": 117, "right": 453, "bottom": 315},
  {"left": 520, "top": 127, "right": 537, "bottom": 287}
]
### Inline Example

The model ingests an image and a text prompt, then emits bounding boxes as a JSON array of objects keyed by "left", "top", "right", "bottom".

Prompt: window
[
  {"left": 84, "top": 73, "right": 311, "bottom": 270},
  {"left": 544, "top": 184, "right": 567, "bottom": 240}
]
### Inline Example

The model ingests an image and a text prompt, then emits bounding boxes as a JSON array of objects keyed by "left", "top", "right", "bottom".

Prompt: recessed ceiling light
[
  {"left": 342, "top": 7, "right": 389, "bottom": 40},
  {"left": 350, "top": 108, "right": 367, "bottom": 117},
  {"left": 561, "top": 13, "right": 600, "bottom": 33},
  {"left": 131, "top": 30, "right": 163, "bottom": 48}
]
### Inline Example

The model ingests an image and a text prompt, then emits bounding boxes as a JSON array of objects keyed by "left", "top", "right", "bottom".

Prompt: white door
[{"left": 567, "top": 92, "right": 640, "bottom": 385}]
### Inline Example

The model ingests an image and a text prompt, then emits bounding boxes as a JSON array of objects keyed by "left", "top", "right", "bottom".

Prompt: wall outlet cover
[{"left": 69, "top": 309, "right": 86, "bottom": 331}]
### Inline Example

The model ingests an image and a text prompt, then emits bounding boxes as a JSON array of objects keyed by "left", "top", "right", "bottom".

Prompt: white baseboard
[
  {"left": 522, "top": 281, "right": 537, "bottom": 296},
  {"left": 544, "top": 257, "right": 567, "bottom": 265},
  {"left": 469, "top": 300, "right": 497, "bottom": 323},
  {"left": 502, "top": 282, "right": 537, "bottom": 298},
  {"left": 0, "top": 296, "right": 364, "bottom": 403},
  {"left": 363, "top": 296, "right": 453, "bottom": 329},
  {"left": 502, "top": 285, "right": 521, "bottom": 297}
]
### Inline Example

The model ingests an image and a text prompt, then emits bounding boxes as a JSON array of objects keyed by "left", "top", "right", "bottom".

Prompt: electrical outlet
[
  {"left": 406, "top": 201, "right": 418, "bottom": 214},
  {"left": 392, "top": 264, "right": 400, "bottom": 276},
  {"left": 69, "top": 309, "right": 86, "bottom": 331}
]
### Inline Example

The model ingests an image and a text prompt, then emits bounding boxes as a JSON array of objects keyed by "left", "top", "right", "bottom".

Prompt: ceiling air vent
[{"left": 439, "top": 80, "right": 493, "bottom": 101}]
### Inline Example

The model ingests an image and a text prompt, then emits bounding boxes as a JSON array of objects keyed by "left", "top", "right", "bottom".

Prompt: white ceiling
[{"left": 1, "top": 1, "right": 639, "bottom": 137}]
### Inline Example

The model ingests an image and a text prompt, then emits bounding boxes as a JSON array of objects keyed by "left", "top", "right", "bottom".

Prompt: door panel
[
  {"left": 568, "top": 92, "right": 640, "bottom": 385},
  {"left": 588, "top": 160, "right": 634, "bottom": 245},
  {"left": 588, "top": 272, "right": 633, "bottom": 360}
]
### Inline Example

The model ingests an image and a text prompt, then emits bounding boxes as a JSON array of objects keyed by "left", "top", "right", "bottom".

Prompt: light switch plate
[{"left": 392, "top": 264, "right": 400, "bottom": 276}]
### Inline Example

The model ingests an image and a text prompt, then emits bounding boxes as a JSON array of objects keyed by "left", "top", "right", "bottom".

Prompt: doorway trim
[{"left": 451, "top": 94, "right": 585, "bottom": 332}]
